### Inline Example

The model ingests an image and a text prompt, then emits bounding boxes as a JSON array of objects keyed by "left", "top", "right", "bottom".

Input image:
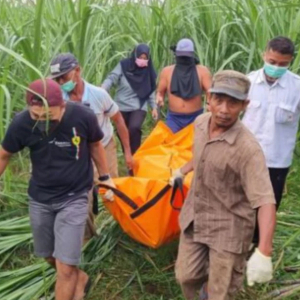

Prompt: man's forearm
[
  {"left": 0, "top": 148, "right": 11, "bottom": 177},
  {"left": 257, "top": 203, "right": 276, "bottom": 256},
  {"left": 90, "top": 142, "right": 109, "bottom": 177},
  {"left": 156, "top": 91, "right": 165, "bottom": 104},
  {"left": 0, "top": 157, "right": 10, "bottom": 177},
  {"left": 116, "top": 122, "right": 131, "bottom": 156},
  {"left": 180, "top": 159, "right": 194, "bottom": 175}
]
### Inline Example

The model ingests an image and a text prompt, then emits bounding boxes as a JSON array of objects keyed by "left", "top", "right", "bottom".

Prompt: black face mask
[{"left": 36, "top": 120, "right": 59, "bottom": 134}]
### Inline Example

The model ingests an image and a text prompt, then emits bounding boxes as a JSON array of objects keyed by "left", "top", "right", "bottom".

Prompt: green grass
[
  {"left": 1, "top": 0, "right": 300, "bottom": 299},
  {"left": 1, "top": 0, "right": 300, "bottom": 197},
  {"left": 83, "top": 152, "right": 300, "bottom": 300}
]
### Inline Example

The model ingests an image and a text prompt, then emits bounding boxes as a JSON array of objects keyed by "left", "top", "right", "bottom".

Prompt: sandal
[
  {"left": 84, "top": 277, "right": 92, "bottom": 298},
  {"left": 199, "top": 282, "right": 208, "bottom": 300}
]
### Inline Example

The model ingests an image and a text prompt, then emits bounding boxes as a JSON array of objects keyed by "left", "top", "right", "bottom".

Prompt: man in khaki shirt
[{"left": 170, "top": 70, "right": 276, "bottom": 300}]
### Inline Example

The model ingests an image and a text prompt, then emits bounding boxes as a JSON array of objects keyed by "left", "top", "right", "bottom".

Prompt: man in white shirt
[{"left": 243, "top": 37, "right": 300, "bottom": 231}]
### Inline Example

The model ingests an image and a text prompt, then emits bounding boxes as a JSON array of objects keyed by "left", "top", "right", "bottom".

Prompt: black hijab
[
  {"left": 120, "top": 44, "right": 157, "bottom": 102},
  {"left": 170, "top": 56, "right": 201, "bottom": 100}
]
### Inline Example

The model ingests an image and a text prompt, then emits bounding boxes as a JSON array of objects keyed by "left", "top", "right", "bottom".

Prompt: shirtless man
[{"left": 156, "top": 38, "right": 212, "bottom": 133}]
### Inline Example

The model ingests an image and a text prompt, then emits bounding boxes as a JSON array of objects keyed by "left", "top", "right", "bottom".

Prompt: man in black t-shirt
[{"left": 0, "top": 79, "right": 115, "bottom": 300}]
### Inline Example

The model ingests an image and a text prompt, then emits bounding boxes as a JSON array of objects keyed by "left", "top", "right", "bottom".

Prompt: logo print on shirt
[
  {"left": 49, "top": 138, "right": 72, "bottom": 147},
  {"left": 72, "top": 127, "right": 81, "bottom": 160}
]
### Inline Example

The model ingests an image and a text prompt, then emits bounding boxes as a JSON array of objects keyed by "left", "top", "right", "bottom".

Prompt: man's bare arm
[
  {"left": 156, "top": 68, "right": 168, "bottom": 107},
  {"left": 180, "top": 159, "right": 194, "bottom": 175},
  {"left": 110, "top": 111, "right": 133, "bottom": 170},
  {"left": 0, "top": 147, "right": 12, "bottom": 177},
  {"left": 198, "top": 66, "right": 212, "bottom": 98},
  {"left": 257, "top": 203, "right": 276, "bottom": 256},
  {"left": 89, "top": 141, "right": 109, "bottom": 177}
]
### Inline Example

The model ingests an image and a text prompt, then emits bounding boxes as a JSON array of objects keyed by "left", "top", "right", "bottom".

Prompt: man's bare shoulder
[
  {"left": 161, "top": 65, "right": 175, "bottom": 73},
  {"left": 159, "top": 65, "right": 175, "bottom": 81},
  {"left": 196, "top": 65, "right": 211, "bottom": 75}
]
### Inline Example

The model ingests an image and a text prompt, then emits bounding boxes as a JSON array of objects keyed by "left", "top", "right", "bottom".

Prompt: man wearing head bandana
[
  {"left": 102, "top": 44, "right": 158, "bottom": 155},
  {"left": 157, "top": 38, "right": 212, "bottom": 133},
  {"left": 0, "top": 79, "right": 115, "bottom": 300}
]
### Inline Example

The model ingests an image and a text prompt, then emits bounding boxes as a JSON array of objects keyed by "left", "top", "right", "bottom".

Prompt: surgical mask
[
  {"left": 61, "top": 80, "right": 76, "bottom": 93},
  {"left": 135, "top": 58, "right": 148, "bottom": 68},
  {"left": 36, "top": 120, "right": 59, "bottom": 134},
  {"left": 263, "top": 62, "right": 288, "bottom": 79}
]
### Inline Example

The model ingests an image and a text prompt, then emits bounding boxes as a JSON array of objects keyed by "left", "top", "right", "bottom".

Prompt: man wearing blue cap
[{"left": 156, "top": 38, "right": 212, "bottom": 133}]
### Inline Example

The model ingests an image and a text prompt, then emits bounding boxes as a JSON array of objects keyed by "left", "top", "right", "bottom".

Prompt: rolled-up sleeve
[
  {"left": 148, "top": 91, "right": 157, "bottom": 109},
  {"left": 100, "top": 88, "right": 119, "bottom": 117},
  {"left": 2, "top": 117, "right": 25, "bottom": 153},
  {"left": 240, "top": 149, "right": 276, "bottom": 209},
  {"left": 102, "top": 63, "right": 122, "bottom": 91}
]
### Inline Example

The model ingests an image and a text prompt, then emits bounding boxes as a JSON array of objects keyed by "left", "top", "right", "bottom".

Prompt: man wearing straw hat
[
  {"left": 0, "top": 79, "right": 115, "bottom": 300},
  {"left": 170, "top": 70, "right": 276, "bottom": 300}
]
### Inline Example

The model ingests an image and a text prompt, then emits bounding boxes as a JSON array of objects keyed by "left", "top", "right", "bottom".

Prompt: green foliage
[
  {"left": 1, "top": 0, "right": 300, "bottom": 199},
  {"left": 1, "top": 0, "right": 300, "bottom": 299}
]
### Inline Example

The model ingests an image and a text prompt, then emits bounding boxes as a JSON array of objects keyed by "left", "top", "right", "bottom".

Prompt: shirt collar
[
  {"left": 197, "top": 113, "right": 242, "bottom": 145},
  {"left": 62, "top": 80, "right": 88, "bottom": 102},
  {"left": 81, "top": 81, "right": 89, "bottom": 102},
  {"left": 255, "top": 68, "right": 287, "bottom": 88}
]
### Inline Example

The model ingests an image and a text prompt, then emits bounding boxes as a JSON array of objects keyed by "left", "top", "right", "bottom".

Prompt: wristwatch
[{"left": 99, "top": 174, "right": 110, "bottom": 181}]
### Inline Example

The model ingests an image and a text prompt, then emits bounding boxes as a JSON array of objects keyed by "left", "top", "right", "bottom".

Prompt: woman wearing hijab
[{"left": 102, "top": 44, "right": 157, "bottom": 154}]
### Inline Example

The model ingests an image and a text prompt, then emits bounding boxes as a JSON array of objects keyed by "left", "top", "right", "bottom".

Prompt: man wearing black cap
[
  {"left": 50, "top": 53, "right": 132, "bottom": 174},
  {"left": 0, "top": 79, "right": 114, "bottom": 300},
  {"left": 50, "top": 53, "right": 133, "bottom": 239},
  {"left": 170, "top": 71, "right": 276, "bottom": 299},
  {"left": 156, "top": 38, "right": 212, "bottom": 133}
]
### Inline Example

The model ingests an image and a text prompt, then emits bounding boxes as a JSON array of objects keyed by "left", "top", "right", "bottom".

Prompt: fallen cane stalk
[
  {"left": 264, "top": 284, "right": 300, "bottom": 299},
  {"left": 270, "top": 279, "right": 300, "bottom": 285},
  {"left": 274, "top": 250, "right": 284, "bottom": 272},
  {"left": 276, "top": 221, "right": 300, "bottom": 228},
  {"left": 274, "top": 284, "right": 300, "bottom": 299},
  {"left": 284, "top": 266, "right": 300, "bottom": 272}
]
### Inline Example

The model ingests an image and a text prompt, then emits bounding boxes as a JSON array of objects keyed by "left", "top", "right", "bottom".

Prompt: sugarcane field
[{"left": 1, "top": 0, "right": 300, "bottom": 299}]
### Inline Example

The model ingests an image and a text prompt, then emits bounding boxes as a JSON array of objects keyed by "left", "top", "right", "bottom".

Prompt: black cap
[{"left": 50, "top": 53, "right": 79, "bottom": 78}]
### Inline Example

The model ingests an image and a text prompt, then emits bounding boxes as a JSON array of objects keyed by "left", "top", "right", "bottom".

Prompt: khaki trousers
[
  {"left": 175, "top": 225, "right": 246, "bottom": 300},
  {"left": 85, "top": 137, "right": 118, "bottom": 240}
]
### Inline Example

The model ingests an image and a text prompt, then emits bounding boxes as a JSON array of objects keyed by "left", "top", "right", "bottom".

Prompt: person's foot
[
  {"left": 73, "top": 270, "right": 90, "bottom": 300},
  {"left": 199, "top": 282, "right": 208, "bottom": 300}
]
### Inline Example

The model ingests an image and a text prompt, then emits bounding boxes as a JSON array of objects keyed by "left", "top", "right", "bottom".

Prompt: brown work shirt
[{"left": 179, "top": 113, "right": 275, "bottom": 254}]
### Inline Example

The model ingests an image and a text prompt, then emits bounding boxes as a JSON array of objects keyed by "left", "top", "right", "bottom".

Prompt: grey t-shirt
[
  {"left": 63, "top": 81, "right": 119, "bottom": 147},
  {"left": 102, "top": 62, "right": 156, "bottom": 112}
]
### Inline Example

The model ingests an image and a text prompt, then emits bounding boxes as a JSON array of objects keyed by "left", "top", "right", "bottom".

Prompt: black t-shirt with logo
[{"left": 2, "top": 102, "right": 104, "bottom": 202}]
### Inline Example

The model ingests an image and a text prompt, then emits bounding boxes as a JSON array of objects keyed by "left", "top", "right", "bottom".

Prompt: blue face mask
[
  {"left": 61, "top": 80, "right": 76, "bottom": 93},
  {"left": 263, "top": 62, "right": 288, "bottom": 79}
]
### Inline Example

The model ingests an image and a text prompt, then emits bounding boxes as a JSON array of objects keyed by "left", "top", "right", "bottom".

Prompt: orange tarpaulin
[{"left": 99, "top": 121, "right": 194, "bottom": 248}]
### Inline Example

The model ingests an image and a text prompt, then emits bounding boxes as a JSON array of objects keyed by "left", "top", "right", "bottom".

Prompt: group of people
[{"left": 0, "top": 35, "right": 299, "bottom": 300}]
